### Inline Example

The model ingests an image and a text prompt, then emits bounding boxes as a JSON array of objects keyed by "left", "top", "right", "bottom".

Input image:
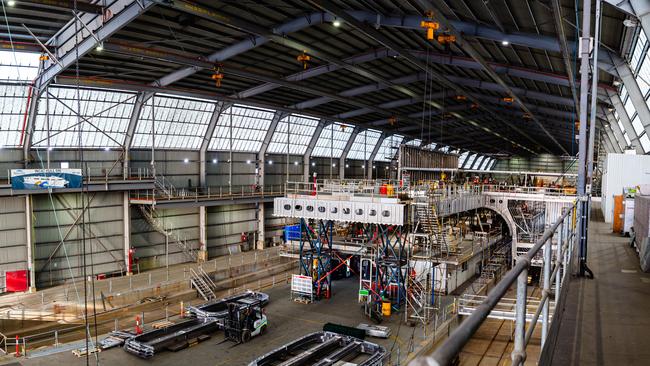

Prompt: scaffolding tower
[{"left": 298, "top": 218, "right": 333, "bottom": 300}]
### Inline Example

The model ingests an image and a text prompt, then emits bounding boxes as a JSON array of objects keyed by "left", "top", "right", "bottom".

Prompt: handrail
[{"left": 410, "top": 200, "right": 577, "bottom": 366}]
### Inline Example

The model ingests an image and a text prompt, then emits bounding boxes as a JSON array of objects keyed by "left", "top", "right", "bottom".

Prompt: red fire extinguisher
[{"left": 311, "top": 172, "right": 317, "bottom": 196}]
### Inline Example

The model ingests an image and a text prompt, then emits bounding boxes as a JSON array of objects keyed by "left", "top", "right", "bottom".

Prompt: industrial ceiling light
[
  {"left": 7, "top": 0, "right": 15, "bottom": 6},
  {"left": 246, "top": 160, "right": 251, "bottom": 164},
  {"left": 345, "top": 164, "right": 349, "bottom": 168},
  {"left": 332, "top": 163, "right": 336, "bottom": 167},
  {"left": 96, "top": 42, "right": 104, "bottom": 51},
  {"left": 311, "top": 162, "right": 315, "bottom": 166},
  {"left": 332, "top": 19, "right": 341, "bottom": 27},
  {"left": 268, "top": 160, "right": 273, "bottom": 165},
  {"left": 212, "top": 159, "right": 217, "bottom": 164},
  {"left": 183, "top": 158, "right": 189, "bottom": 163},
  {"left": 623, "top": 19, "right": 638, "bottom": 27},
  {"left": 613, "top": 80, "right": 621, "bottom": 86},
  {"left": 104, "top": 147, "right": 110, "bottom": 151},
  {"left": 294, "top": 161, "right": 299, "bottom": 165},
  {"left": 501, "top": 40, "right": 509, "bottom": 46}
]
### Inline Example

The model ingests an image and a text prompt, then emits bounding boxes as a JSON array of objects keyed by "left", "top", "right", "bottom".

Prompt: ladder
[
  {"left": 190, "top": 267, "right": 216, "bottom": 301},
  {"left": 416, "top": 200, "right": 450, "bottom": 256},
  {"left": 138, "top": 205, "right": 197, "bottom": 261}
]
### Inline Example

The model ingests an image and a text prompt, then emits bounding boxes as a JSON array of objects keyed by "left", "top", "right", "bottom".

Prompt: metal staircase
[
  {"left": 189, "top": 267, "right": 217, "bottom": 301},
  {"left": 138, "top": 204, "right": 198, "bottom": 261},
  {"left": 416, "top": 199, "right": 450, "bottom": 256}
]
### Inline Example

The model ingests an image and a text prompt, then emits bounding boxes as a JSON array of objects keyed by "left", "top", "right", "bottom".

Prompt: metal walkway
[{"left": 547, "top": 204, "right": 650, "bottom": 366}]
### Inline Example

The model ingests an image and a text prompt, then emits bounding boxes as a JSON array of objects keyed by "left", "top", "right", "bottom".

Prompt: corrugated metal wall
[
  {"left": 264, "top": 201, "right": 287, "bottom": 246},
  {"left": 131, "top": 206, "right": 199, "bottom": 270},
  {"left": 265, "top": 154, "right": 304, "bottom": 185},
  {"left": 33, "top": 192, "right": 124, "bottom": 287},
  {"left": 206, "top": 204, "right": 257, "bottom": 257},
  {"left": 130, "top": 149, "right": 200, "bottom": 188},
  {"left": 493, "top": 155, "right": 578, "bottom": 174},
  {"left": 206, "top": 152, "right": 257, "bottom": 187},
  {"left": 0, "top": 197, "right": 27, "bottom": 275}
]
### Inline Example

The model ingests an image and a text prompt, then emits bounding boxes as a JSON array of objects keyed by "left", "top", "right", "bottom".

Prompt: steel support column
[
  {"left": 25, "top": 196, "right": 35, "bottom": 291},
  {"left": 123, "top": 192, "right": 131, "bottom": 275},
  {"left": 123, "top": 92, "right": 151, "bottom": 178},
  {"left": 576, "top": 0, "right": 593, "bottom": 277},
  {"left": 199, "top": 101, "right": 230, "bottom": 187},
  {"left": 367, "top": 135, "right": 385, "bottom": 180},
  {"left": 198, "top": 206, "right": 207, "bottom": 262},
  {"left": 303, "top": 120, "right": 325, "bottom": 182},
  {"left": 340, "top": 128, "right": 360, "bottom": 179},
  {"left": 256, "top": 112, "right": 283, "bottom": 250}
]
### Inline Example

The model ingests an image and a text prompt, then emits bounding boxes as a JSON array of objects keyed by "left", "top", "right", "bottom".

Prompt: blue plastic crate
[{"left": 284, "top": 225, "right": 301, "bottom": 241}]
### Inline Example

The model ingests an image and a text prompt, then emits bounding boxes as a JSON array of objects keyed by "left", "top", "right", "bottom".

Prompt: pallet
[
  {"left": 151, "top": 320, "right": 174, "bottom": 329},
  {"left": 72, "top": 347, "right": 101, "bottom": 357}
]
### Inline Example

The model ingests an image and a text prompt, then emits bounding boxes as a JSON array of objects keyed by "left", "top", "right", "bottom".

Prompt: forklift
[{"left": 223, "top": 298, "right": 267, "bottom": 344}]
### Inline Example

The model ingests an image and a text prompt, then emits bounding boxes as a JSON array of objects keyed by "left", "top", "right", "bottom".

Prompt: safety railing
[
  {"left": 410, "top": 201, "right": 577, "bottom": 366},
  {"left": 130, "top": 184, "right": 285, "bottom": 202},
  {"left": 285, "top": 180, "right": 403, "bottom": 200}
]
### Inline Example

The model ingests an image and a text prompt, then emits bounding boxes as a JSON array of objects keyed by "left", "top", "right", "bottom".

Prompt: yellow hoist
[
  {"left": 297, "top": 51, "right": 311, "bottom": 69},
  {"left": 211, "top": 66, "right": 224, "bottom": 87}
]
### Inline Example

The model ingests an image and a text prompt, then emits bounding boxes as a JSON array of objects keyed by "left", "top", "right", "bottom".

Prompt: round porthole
[
  {"left": 318, "top": 206, "right": 326, "bottom": 213},
  {"left": 331, "top": 207, "right": 338, "bottom": 214},
  {"left": 343, "top": 208, "right": 351, "bottom": 215},
  {"left": 498, "top": 200, "right": 503, "bottom": 204},
  {"left": 283, "top": 204, "right": 291, "bottom": 210},
  {"left": 490, "top": 199, "right": 496, "bottom": 204},
  {"left": 355, "top": 209, "right": 364, "bottom": 215},
  {"left": 369, "top": 209, "right": 377, "bottom": 216},
  {"left": 306, "top": 205, "right": 314, "bottom": 212},
  {"left": 295, "top": 205, "right": 303, "bottom": 211},
  {"left": 382, "top": 210, "right": 391, "bottom": 217}
]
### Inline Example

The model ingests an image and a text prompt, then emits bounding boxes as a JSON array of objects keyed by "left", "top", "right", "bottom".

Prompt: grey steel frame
[{"left": 410, "top": 202, "right": 577, "bottom": 366}]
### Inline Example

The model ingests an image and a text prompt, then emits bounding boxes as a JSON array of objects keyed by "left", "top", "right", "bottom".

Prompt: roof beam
[
  {"left": 17, "top": 0, "right": 104, "bottom": 13},
  {"left": 550, "top": 0, "right": 579, "bottom": 109},
  {"left": 35, "top": 0, "right": 154, "bottom": 90},
  {"left": 602, "top": 106, "right": 626, "bottom": 150},
  {"left": 611, "top": 54, "right": 650, "bottom": 139},
  {"left": 606, "top": 89, "right": 644, "bottom": 153},
  {"left": 307, "top": 0, "right": 537, "bottom": 154},
  {"left": 154, "top": 4, "right": 618, "bottom": 95},
  {"left": 411, "top": 0, "right": 567, "bottom": 155}
]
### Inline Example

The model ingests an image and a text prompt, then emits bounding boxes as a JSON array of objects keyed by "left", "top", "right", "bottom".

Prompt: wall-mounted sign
[{"left": 10, "top": 169, "right": 82, "bottom": 190}]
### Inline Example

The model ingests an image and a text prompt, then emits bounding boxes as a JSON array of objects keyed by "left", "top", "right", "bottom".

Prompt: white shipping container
[{"left": 601, "top": 153, "right": 650, "bottom": 223}]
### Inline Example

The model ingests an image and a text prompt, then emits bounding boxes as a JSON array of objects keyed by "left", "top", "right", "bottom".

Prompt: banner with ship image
[{"left": 10, "top": 169, "right": 82, "bottom": 190}]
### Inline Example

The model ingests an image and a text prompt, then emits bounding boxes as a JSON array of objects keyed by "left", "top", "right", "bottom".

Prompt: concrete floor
[
  {"left": 549, "top": 205, "right": 650, "bottom": 365},
  {"left": 11, "top": 276, "right": 445, "bottom": 366}
]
